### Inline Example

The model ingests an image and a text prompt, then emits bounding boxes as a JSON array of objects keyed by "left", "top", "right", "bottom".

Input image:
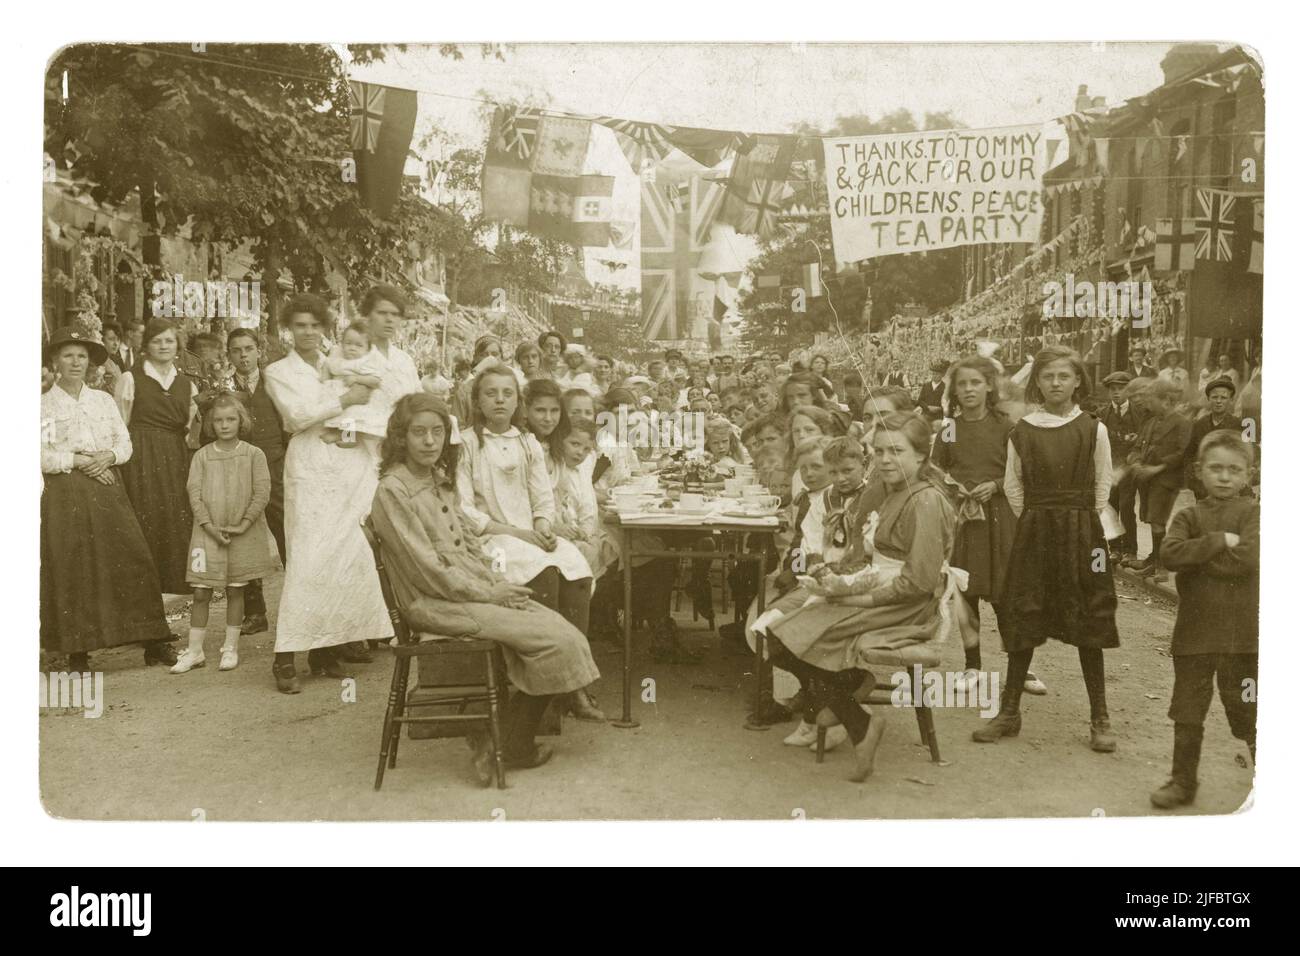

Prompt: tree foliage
[{"left": 44, "top": 42, "right": 553, "bottom": 327}]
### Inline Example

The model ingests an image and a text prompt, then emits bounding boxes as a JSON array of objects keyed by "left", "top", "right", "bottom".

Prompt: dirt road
[{"left": 39, "top": 573, "right": 1253, "bottom": 821}]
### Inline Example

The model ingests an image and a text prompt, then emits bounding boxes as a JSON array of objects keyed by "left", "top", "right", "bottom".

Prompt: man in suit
[
  {"left": 1097, "top": 371, "right": 1146, "bottom": 560},
  {"left": 1124, "top": 344, "right": 1157, "bottom": 381},
  {"left": 881, "top": 359, "right": 910, "bottom": 390},
  {"left": 123, "top": 319, "right": 145, "bottom": 371},
  {"left": 228, "top": 327, "right": 287, "bottom": 635},
  {"left": 1185, "top": 377, "right": 1245, "bottom": 499},
  {"left": 917, "top": 359, "right": 949, "bottom": 421}
]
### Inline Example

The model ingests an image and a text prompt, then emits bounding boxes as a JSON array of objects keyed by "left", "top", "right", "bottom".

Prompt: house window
[
  {"left": 1166, "top": 119, "right": 1192, "bottom": 217},
  {"left": 1125, "top": 147, "right": 1142, "bottom": 237},
  {"left": 1211, "top": 98, "right": 1237, "bottom": 182}
]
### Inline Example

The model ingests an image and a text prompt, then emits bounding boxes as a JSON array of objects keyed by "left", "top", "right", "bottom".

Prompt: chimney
[
  {"left": 1075, "top": 84, "right": 1092, "bottom": 112},
  {"left": 1160, "top": 42, "right": 1223, "bottom": 85}
]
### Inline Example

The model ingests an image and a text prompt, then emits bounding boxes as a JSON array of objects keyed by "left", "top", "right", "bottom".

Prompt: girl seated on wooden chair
[
  {"left": 371, "top": 393, "right": 600, "bottom": 780},
  {"left": 752, "top": 416, "right": 957, "bottom": 782}
]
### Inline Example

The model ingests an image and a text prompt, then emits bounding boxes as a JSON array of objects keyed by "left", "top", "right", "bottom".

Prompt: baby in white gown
[{"left": 322, "top": 324, "right": 390, "bottom": 445}]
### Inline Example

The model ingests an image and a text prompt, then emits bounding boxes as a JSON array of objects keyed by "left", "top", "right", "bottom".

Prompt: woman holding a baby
[
  {"left": 751, "top": 413, "right": 956, "bottom": 781},
  {"left": 263, "top": 291, "right": 417, "bottom": 693}
]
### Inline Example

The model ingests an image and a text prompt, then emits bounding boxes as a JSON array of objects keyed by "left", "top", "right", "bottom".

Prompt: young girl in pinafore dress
[
  {"left": 931, "top": 355, "right": 1044, "bottom": 695},
  {"left": 973, "top": 346, "right": 1120, "bottom": 752}
]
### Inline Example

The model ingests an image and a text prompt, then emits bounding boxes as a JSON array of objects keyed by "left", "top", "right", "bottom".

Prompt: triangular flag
[{"left": 1045, "top": 139, "right": 1061, "bottom": 168}]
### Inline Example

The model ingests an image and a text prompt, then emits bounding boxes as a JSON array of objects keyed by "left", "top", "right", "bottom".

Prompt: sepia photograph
[{"left": 24, "top": 19, "right": 1279, "bottom": 858}]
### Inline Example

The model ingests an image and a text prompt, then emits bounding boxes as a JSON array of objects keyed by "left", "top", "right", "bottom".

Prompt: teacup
[
  {"left": 679, "top": 492, "right": 706, "bottom": 511},
  {"left": 744, "top": 495, "right": 781, "bottom": 514}
]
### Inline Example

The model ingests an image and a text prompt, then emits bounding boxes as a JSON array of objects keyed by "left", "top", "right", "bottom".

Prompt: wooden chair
[
  {"left": 814, "top": 642, "right": 943, "bottom": 764},
  {"left": 812, "top": 568, "right": 968, "bottom": 765},
  {"left": 363, "top": 519, "right": 508, "bottom": 790}
]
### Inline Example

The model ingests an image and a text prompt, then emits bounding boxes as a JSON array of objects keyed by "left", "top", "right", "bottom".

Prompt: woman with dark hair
[
  {"left": 113, "top": 318, "right": 198, "bottom": 598},
  {"left": 809, "top": 353, "right": 837, "bottom": 399},
  {"left": 263, "top": 293, "right": 392, "bottom": 693},
  {"left": 356, "top": 283, "right": 422, "bottom": 418},
  {"left": 537, "top": 330, "right": 567, "bottom": 378},
  {"left": 371, "top": 393, "right": 599, "bottom": 777},
  {"left": 975, "top": 346, "right": 1119, "bottom": 751},
  {"left": 42, "top": 328, "right": 174, "bottom": 669}
]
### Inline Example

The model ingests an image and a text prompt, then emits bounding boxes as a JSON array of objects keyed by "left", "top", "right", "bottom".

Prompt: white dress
[
  {"left": 263, "top": 349, "right": 393, "bottom": 651},
  {"left": 456, "top": 426, "right": 593, "bottom": 585}
]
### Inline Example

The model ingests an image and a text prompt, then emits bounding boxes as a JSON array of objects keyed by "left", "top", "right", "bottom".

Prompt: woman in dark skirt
[
  {"left": 113, "top": 318, "right": 197, "bottom": 594},
  {"left": 931, "top": 355, "right": 1040, "bottom": 694},
  {"left": 973, "top": 346, "right": 1120, "bottom": 752},
  {"left": 41, "top": 328, "right": 174, "bottom": 669}
]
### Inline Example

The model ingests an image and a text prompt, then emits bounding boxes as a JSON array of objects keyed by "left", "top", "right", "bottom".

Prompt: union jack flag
[
  {"left": 720, "top": 178, "right": 795, "bottom": 238},
  {"left": 1194, "top": 188, "right": 1235, "bottom": 262},
  {"left": 349, "top": 81, "right": 385, "bottom": 153},
  {"left": 640, "top": 173, "right": 727, "bottom": 341},
  {"left": 495, "top": 106, "right": 541, "bottom": 163}
]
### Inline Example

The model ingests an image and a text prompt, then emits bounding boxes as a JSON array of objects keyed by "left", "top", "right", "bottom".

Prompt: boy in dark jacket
[
  {"left": 1184, "top": 377, "right": 1245, "bottom": 498},
  {"left": 1125, "top": 379, "right": 1192, "bottom": 582},
  {"left": 1151, "top": 431, "right": 1258, "bottom": 808}
]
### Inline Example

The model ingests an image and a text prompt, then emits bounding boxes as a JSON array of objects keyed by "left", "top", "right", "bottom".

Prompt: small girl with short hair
[{"left": 173, "top": 393, "right": 275, "bottom": 674}]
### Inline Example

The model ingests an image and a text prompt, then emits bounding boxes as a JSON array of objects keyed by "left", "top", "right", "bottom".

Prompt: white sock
[
  {"left": 223, "top": 626, "right": 240, "bottom": 653},
  {"left": 187, "top": 626, "right": 205, "bottom": 656}
]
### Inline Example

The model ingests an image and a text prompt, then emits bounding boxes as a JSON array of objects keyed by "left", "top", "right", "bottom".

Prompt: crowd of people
[{"left": 40, "top": 288, "right": 1260, "bottom": 802}]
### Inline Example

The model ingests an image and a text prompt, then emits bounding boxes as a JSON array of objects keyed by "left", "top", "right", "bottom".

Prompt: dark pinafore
[
  {"left": 121, "top": 368, "right": 194, "bottom": 594},
  {"left": 1000, "top": 412, "right": 1119, "bottom": 652}
]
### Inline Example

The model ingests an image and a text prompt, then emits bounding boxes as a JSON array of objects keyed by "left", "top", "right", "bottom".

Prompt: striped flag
[{"left": 596, "top": 116, "right": 674, "bottom": 170}]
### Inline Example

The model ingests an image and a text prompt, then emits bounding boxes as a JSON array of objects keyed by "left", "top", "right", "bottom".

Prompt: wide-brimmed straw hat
[{"left": 44, "top": 327, "right": 108, "bottom": 366}]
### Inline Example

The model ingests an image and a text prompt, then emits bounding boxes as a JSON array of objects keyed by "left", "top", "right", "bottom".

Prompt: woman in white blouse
[
  {"left": 457, "top": 364, "right": 595, "bottom": 644},
  {"left": 41, "top": 328, "right": 174, "bottom": 670}
]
